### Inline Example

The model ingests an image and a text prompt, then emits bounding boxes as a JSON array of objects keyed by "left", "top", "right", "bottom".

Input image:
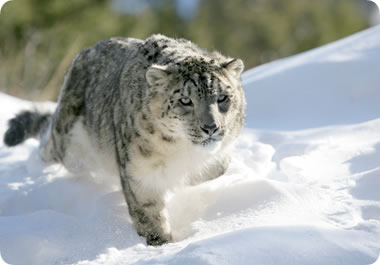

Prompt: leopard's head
[{"left": 146, "top": 57, "right": 245, "bottom": 152}]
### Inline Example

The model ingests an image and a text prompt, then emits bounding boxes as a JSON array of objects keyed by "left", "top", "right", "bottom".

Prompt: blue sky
[{"left": 110, "top": 0, "right": 201, "bottom": 19}]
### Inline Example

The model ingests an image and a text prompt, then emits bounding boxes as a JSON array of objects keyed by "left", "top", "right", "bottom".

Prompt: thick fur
[
  {"left": 4, "top": 111, "right": 51, "bottom": 146},
  {"left": 3, "top": 35, "right": 245, "bottom": 245}
]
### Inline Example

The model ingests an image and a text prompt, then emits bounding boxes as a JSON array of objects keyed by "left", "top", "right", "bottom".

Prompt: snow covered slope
[
  {"left": 1, "top": 26, "right": 380, "bottom": 265},
  {"left": 243, "top": 24, "right": 380, "bottom": 130}
]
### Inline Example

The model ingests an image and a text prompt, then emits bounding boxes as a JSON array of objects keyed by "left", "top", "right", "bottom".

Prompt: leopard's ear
[
  {"left": 222, "top": 59, "right": 244, "bottom": 78},
  {"left": 146, "top": 65, "right": 170, "bottom": 87}
]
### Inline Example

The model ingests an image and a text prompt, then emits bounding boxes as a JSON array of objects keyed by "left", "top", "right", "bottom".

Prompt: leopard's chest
[{"left": 127, "top": 139, "right": 213, "bottom": 192}]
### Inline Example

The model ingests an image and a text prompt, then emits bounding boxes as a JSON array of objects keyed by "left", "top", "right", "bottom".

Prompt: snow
[
  {"left": 1, "top": 25, "right": 380, "bottom": 265},
  {"left": 242, "top": 24, "right": 380, "bottom": 130}
]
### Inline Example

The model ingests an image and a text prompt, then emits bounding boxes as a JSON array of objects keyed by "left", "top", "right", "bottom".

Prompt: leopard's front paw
[{"left": 146, "top": 232, "right": 172, "bottom": 246}]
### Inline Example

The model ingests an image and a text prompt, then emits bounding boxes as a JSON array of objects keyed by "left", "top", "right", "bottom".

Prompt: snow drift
[
  {"left": 243, "top": 24, "right": 380, "bottom": 130},
  {"left": 1, "top": 25, "right": 380, "bottom": 265}
]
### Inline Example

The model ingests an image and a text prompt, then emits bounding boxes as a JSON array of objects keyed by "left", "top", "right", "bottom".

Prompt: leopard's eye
[
  {"left": 179, "top": 97, "right": 193, "bottom": 106},
  {"left": 217, "top": 95, "right": 228, "bottom": 103}
]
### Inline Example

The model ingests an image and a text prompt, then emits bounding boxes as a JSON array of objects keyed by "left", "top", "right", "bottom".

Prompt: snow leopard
[{"left": 3, "top": 34, "right": 245, "bottom": 246}]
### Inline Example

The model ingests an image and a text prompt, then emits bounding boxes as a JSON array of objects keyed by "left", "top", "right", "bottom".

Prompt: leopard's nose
[{"left": 200, "top": 123, "right": 219, "bottom": 136}]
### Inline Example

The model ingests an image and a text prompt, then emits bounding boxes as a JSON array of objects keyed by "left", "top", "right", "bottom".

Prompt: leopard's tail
[{"left": 3, "top": 110, "right": 52, "bottom": 147}]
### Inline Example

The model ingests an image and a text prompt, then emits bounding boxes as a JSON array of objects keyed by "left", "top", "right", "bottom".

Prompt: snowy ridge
[
  {"left": 243, "top": 24, "right": 380, "bottom": 130},
  {"left": 1, "top": 26, "right": 380, "bottom": 265}
]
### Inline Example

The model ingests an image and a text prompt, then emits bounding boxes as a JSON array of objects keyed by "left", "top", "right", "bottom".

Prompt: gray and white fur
[{"left": 3, "top": 34, "right": 245, "bottom": 246}]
